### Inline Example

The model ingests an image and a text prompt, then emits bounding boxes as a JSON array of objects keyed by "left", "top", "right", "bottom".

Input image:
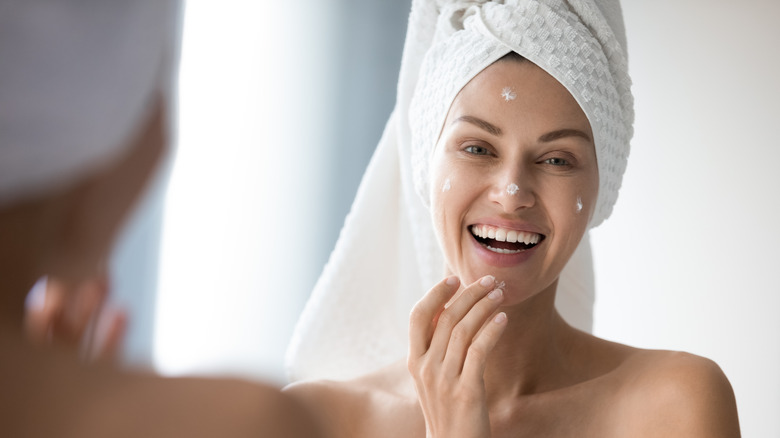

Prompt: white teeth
[
  {"left": 470, "top": 225, "right": 542, "bottom": 245},
  {"left": 485, "top": 245, "right": 522, "bottom": 254}
]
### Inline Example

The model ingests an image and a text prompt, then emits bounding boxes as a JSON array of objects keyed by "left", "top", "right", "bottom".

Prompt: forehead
[{"left": 446, "top": 60, "right": 591, "bottom": 135}]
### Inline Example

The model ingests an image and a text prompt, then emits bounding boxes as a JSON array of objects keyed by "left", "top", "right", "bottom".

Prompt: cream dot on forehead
[
  {"left": 442, "top": 178, "right": 451, "bottom": 192},
  {"left": 500, "top": 86, "right": 516, "bottom": 101}
]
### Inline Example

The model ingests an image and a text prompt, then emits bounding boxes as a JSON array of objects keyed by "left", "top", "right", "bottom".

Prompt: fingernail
[
  {"left": 487, "top": 288, "right": 503, "bottom": 300},
  {"left": 480, "top": 275, "right": 495, "bottom": 287},
  {"left": 25, "top": 277, "right": 48, "bottom": 310},
  {"left": 494, "top": 312, "right": 507, "bottom": 323},
  {"left": 446, "top": 276, "right": 459, "bottom": 286}
]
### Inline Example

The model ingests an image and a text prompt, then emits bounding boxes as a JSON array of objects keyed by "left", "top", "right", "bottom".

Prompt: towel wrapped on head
[{"left": 286, "top": 0, "right": 633, "bottom": 382}]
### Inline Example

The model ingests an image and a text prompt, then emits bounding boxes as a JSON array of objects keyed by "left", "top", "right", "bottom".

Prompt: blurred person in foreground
[{"left": 0, "top": 2, "right": 320, "bottom": 436}]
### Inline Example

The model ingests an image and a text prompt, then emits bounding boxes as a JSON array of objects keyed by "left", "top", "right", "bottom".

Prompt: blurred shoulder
[{"left": 0, "top": 335, "right": 322, "bottom": 438}]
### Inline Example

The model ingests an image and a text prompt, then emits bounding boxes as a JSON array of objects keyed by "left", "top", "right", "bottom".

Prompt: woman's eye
[
  {"left": 464, "top": 145, "right": 490, "bottom": 155},
  {"left": 544, "top": 157, "right": 569, "bottom": 166}
]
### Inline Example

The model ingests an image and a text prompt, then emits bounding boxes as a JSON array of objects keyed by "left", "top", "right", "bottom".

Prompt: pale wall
[{"left": 592, "top": 2, "right": 780, "bottom": 436}]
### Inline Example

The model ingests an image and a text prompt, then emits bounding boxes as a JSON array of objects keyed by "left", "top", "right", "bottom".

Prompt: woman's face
[{"left": 430, "top": 59, "right": 597, "bottom": 305}]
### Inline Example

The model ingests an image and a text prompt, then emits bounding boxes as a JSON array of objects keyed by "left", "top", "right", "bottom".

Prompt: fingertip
[
  {"left": 445, "top": 276, "right": 460, "bottom": 287},
  {"left": 487, "top": 288, "right": 503, "bottom": 301},
  {"left": 493, "top": 312, "right": 507, "bottom": 324},
  {"left": 479, "top": 275, "right": 496, "bottom": 287}
]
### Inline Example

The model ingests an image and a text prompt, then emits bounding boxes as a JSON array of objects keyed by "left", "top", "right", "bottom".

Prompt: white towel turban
[
  {"left": 286, "top": 0, "right": 633, "bottom": 382},
  {"left": 0, "top": 0, "right": 181, "bottom": 207}
]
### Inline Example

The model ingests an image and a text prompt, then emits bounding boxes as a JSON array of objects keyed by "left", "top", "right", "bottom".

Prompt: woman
[
  {"left": 0, "top": 2, "right": 319, "bottom": 436},
  {"left": 285, "top": 0, "right": 740, "bottom": 436}
]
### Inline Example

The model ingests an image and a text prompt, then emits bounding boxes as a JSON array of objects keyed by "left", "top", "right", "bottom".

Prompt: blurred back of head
[
  {"left": 0, "top": 0, "right": 180, "bottom": 280},
  {"left": 0, "top": 1, "right": 179, "bottom": 205}
]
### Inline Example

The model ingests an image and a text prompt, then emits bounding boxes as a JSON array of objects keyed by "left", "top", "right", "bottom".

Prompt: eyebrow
[
  {"left": 538, "top": 129, "right": 592, "bottom": 143},
  {"left": 453, "top": 115, "right": 592, "bottom": 143},
  {"left": 453, "top": 115, "right": 502, "bottom": 136}
]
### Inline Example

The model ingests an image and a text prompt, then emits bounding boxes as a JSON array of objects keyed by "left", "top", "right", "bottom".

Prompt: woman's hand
[
  {"left": 24, "top": 274, "right": 126, "bottom": 362},
  {"left": 408, "top": 275, "right": 508, "bottom": 438}
]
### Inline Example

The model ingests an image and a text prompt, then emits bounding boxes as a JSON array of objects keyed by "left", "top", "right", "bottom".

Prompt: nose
[{"left": 488, "top": 166, "right": 535, "bottom": 213}]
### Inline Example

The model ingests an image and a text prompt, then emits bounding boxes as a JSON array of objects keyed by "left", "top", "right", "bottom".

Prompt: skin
[
  {"left": 25, "top": 273, "right": 127, "bottom": 362},
  {"left": 284, "top": 59, "right": 741, "bottom": 437},
  {"left": 1, "top": 99, "right": 321, "bottom": 437}
]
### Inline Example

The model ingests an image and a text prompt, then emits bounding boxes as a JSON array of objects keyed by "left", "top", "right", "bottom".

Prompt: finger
[
  {"left": 38, "top": 280, "right": 67, "bottom": 342},
  {"left": 426, "top": 275, "right": 496, "bottom": 362},
  {"left": 408, "top": 276, "right": 460, "bottom": 359},
  {"left": 66, "top": 278, "right": 108, "bottom": 347},
  {"left": 75, "top": 275, "right": 111, "bottom": 355},
  {"left": 461, "top": 312, "right": 508, "bottom": 382},
  {"left": 92, "top": 308, "right": 127, "bottom": 363},
  {"left": 442, "top": 287, "right": 504, "bottom": 375},
  {"left": 24, "top": 278, "right": 51, "bottom": 345},
  {"left": 24, "top": 306, "right": 52, "bottom": 345}
]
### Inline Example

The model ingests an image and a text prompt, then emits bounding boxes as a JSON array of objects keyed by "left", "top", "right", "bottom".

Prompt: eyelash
[
  {"left": 464, "top": 145, "right": 491, "bottom": 156},
  {"left": 543, "top": 157, "right": 570, "bottom": 166},
  {"left": 461, "top": 144, "right": 577, "bottom": 170}
]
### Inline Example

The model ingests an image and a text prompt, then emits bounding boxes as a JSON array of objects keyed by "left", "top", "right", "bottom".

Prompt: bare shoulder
[
  {"left": 0, "top": 335, "right": 321, "bottom": 438},
  {"left": 284, "top": 360, "right": 422, "bottom": 438},
  {"left": 614, "top": 350, "right": 740, "bottom": 437},
  {"left": 283, "top": 378, "right": 366, "bottom": 438}
]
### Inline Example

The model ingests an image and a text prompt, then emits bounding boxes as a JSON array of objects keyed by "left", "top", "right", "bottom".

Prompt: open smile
[{"left": 469, "top": 224, "right": 545, "bottom": 254}]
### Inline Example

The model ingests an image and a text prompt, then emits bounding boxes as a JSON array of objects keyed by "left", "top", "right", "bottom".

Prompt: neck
[{"left": 482, "top": 281, "right": 582, "bottom": 404}]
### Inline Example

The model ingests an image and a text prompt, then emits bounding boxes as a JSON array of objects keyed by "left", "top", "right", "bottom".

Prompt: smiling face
[{"left": 430, "top": 58, "right": 598, "bottom": 304}]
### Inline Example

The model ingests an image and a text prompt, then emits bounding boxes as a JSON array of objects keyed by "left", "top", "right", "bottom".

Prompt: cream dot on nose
[{"left": 506, "top": 183, "right": 519, "bottom": 195}]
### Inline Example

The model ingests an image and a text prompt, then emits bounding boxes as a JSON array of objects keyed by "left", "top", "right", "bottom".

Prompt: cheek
[
  {"left": 429, "top": 159, "right": 479, "bottom": 250},
  {"left": 544, "top": 175, "right": 596, "bottom": 233},
  {"left": 430, "top": 173, "right": 455, "bottom": 238},
  {"left": 441, "top": 177, "right": 452, "bottom": 192},
  {"left": 578, "top": 168, "right": 599, "bottom": 219}
]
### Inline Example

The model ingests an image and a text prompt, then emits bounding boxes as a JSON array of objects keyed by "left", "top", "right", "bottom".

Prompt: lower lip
[{"left": 468, "top": 232, "right": 540, "bottom": 268}]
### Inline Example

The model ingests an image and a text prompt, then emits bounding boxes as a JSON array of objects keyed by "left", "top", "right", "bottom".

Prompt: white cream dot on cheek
[
  {"left": 442, "top": 178, "right": 451, "bottom": 192},
  {"left": 576, "top": 196, "right": 583, "bottom": 213}
]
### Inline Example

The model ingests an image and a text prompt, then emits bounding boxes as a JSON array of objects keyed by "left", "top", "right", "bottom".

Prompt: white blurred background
[
  {"left": 108, "top": 1, "right": 779, "bottom": 436},
  {"left": 593, "top": 2, "right": 780, "bottom": 436}
]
